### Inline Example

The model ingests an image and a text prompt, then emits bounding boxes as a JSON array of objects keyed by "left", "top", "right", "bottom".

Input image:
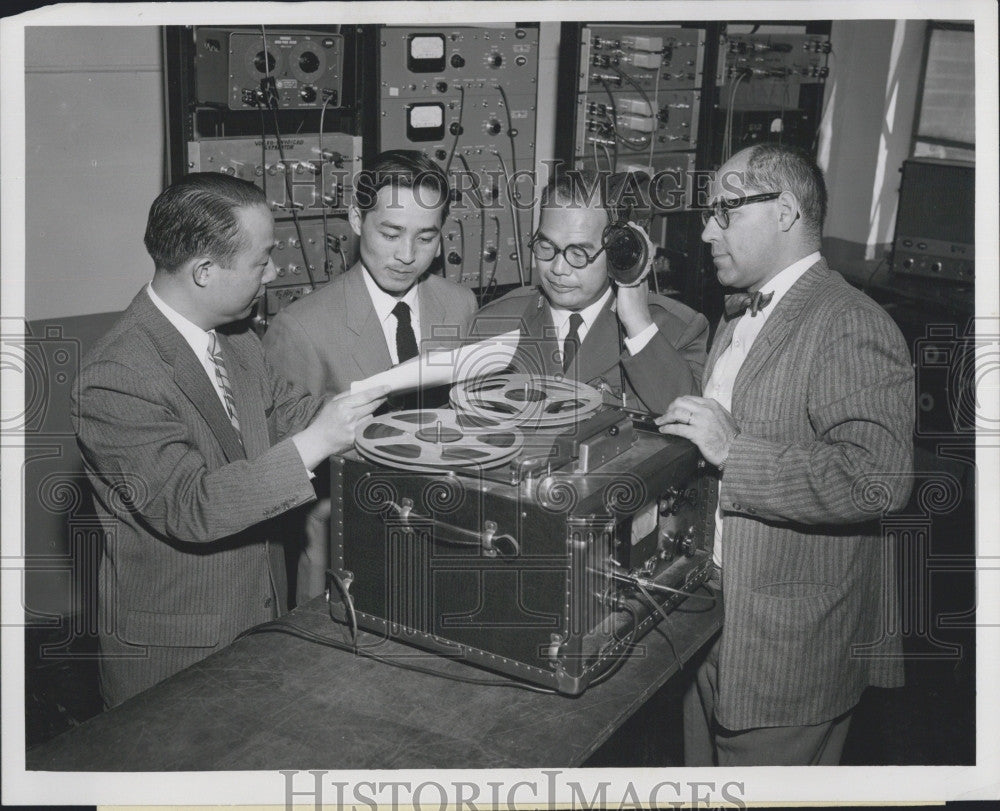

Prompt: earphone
[{"left": 602, "top": 172, "right": 654, "bottom": 286}]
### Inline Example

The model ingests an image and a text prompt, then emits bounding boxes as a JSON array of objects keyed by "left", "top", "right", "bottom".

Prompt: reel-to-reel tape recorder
[{"left": 329, "top": 374, "right": 715, "bottom": 695}]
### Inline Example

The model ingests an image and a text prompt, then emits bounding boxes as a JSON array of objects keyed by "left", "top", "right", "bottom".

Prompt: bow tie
[{"left": 724, "top": 290, "right": 774, "bottom": 319}]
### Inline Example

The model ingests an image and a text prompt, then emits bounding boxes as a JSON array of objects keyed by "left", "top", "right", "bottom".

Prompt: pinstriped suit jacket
[
  {"left": 710, "top": 259, "right": 913, "bottom": 729},
  {"left": 71, "top": 288, "right": 324, "bottom": 707}
]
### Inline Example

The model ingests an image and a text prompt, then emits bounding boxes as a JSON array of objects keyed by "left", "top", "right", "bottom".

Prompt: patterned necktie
[
  {"left": 562, "top": 312, "right": 584, "bottom": 373},
  {"left": 392, "top": 301, "right": 419, "bottom": 364},
  {"left": 207, "top": 332, "right": 242, "bottom": 437},
  {"left": 724, "top": 290, "right": 774, "bottom": 319}
]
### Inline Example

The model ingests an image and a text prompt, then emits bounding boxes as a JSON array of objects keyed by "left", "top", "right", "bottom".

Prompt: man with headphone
[{"left": 468, "top": 167, "right": 708, "bottom": 413}]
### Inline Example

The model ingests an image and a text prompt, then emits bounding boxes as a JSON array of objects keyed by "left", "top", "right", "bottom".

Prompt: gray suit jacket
[
  {"left": 71, "top": 288, "right": 323, "bottom": 707},
  {"left": 468, "top": 286, "right": 709, "bottom": 413},
  {"left": 262, "top": 264, "right": 478, "bottom": 397},
  {"left": 710, "top": 259, "right": 913, "bottom": 729}
]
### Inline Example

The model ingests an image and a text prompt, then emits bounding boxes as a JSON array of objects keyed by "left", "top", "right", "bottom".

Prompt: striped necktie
[{"left": 207, "top": 332, "right": 242, "bottom": 437}]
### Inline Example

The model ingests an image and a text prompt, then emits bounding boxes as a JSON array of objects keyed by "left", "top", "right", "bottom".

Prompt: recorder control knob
[{"left": 678, "top": 526, "right": 698, "bottom": 556}]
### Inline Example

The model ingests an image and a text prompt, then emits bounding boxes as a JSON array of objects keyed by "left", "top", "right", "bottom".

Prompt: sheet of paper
[{"left": 350, "top": 329, "right": 520, "bottom": 395}]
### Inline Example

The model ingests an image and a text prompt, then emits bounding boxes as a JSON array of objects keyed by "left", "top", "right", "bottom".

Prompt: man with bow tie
[{"left": 657, "top": 143, "right": 914, "bottom": 765}]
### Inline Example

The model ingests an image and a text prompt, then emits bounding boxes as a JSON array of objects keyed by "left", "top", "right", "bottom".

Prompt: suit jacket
[
  {"left": 262, "top": 264, "right": 478, "bottom": 397},
  {"left": 709, "top": 259, "right": 914, "bottom": 729},
  {"left": 467, "top": 286, "right": 709, "bottom": 413},
  {"left": 71, "top": 288, "right": 323, "bottom": 707}
]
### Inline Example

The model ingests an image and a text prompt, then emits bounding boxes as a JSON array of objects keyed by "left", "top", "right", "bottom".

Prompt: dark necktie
[
  {"left": 392, "top": 300, "right": 419, "bottom": 363},
  {"left": 724, "top": 290, "right": 774, "bottom": 319},
  {"left": 562, "top": 312, "right": 583, "bottom": 373}
]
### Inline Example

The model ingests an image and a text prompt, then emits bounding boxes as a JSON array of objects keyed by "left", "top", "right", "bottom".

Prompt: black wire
[
  {"left": 445, "top": 85, "right": 465, "bottom": 175},
  {"left": 598, "top": 78, "right": 649, "bottom": 150},
  {"left": 337, "top": 241, "right": 349, "bottom": 275},
  {"left": 633, "top": 581, "right": 682, "bottom": 672},
  {"left": 494, "top": 151, "right": 526, "bottom": 285},
  {"left": 319, "top": 92, "right": 338, "bottom": 278},
  {"left": 494, "top": 83, "right": 518, "bottom": 176},
  {"left": 863, "top": 255, "right": 889, "bottom": 294},
  {"left": 588, "top": 603, "right": 640, "bottom": 687},
  {"left": 259, "top": 25, "right": 315, "bottom": 291},
  {"left": 456, "top": 218, "right": 466, "bottom": 286},
  {"left": 483, "top": 215, "right": 502, "bottom": 297},
  {"left": 457, "top": 153, "right": 487, "bottom": 209},
  {"left": 238, "top": 619, "right": 558, "bottom": 694}
]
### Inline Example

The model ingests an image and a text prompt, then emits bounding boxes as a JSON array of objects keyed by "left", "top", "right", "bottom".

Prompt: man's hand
[
  {"left": 656, "top": 395, "right": 739, "bottom": 468},
  {"left": 613, "top": 223, "right": 657, "bottom": 338},
  {"left": 292, "top": 386, "right": 390, "bottom": 471},
  {"left": 615, "top": 282, "right": 654, "bottom": 338}
]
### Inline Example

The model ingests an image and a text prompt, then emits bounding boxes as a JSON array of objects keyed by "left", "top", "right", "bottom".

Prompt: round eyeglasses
[
  {"left": 528, "top": 234, "right": 607, "bottom": 269},
  {"left": 699, "top": 191, "right": 782, "bottom": 230}
]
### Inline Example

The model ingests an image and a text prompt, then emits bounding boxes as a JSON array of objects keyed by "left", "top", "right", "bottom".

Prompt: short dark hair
[
  {"left": 144, "top": 173, "right": 267, "bottom": 272},
  {"left": 539, "top": 165, "right": 649, "bottom": 225},
  {"left": 353, "top": 149, "right": 450, "bottom": 222},
  {"left": 741, "top": 143, "right": 827, "bottom": 238}
]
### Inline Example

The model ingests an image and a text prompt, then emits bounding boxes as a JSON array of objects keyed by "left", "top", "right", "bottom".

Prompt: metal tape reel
[
  {"left": 450, "top": 374, "right": 603, "bottom": 429},
  {"left": 355, "top": 409, "right": 523, "bottom": 472}
]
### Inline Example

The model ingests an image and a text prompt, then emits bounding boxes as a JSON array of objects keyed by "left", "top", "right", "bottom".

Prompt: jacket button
[
  {"left": 731, "top": 502, "right": 741, "bottom": 510},
  {"left": 264, "top": 596, "right": 273, "bottom": 608}
]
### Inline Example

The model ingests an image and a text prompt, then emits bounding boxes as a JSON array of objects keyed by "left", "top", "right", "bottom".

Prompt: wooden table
[{"left": 26, "top": 594, "right": 721, "bottom": 771}]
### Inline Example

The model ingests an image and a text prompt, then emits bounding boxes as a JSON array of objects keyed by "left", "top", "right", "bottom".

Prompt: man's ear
[
  {"left": 348, "top": 204, "right": 363, "bottom": 237},
  {"left": 777, "top": 190, "right": 800, "bottom": 232},
  {"left": 190, "top": 257, "right": 214, "bottom": 288}
]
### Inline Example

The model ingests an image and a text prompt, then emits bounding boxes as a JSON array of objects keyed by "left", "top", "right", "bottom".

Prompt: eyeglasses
[
  {"left": 699, "top": 192, "right": 782, "bottom": 230},
  {"left": 528, "top": 234, "right": 607, "bottom": 269}
]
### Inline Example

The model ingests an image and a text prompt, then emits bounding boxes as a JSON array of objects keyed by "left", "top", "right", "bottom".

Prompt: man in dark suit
[
  {"left": 263, "top": 151, "right": 476, "bottom": 602},
  {"left": 71, "top": 173, "right": 387, "bottom": 707},
  {"left": 467, "top": 168, "right": 708, "bottom": 413},
  {"left": 657, "top": 143, "right": 914, "bottom": 765}
]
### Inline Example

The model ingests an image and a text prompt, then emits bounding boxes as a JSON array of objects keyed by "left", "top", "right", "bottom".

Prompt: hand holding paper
[{"left": 350, "top": 329, "right": 520, "bottom": 395}]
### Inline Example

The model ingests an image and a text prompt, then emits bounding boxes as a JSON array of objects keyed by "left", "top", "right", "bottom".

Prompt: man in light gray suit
[
  {"left": 72, "top": 173, "right": 387, "bottom": 707},
  {"left": 264, "top": 151, "right": 476, "bottom": 603},
  {"left": 658, "top": 144, "right": 914, "bottom": 765}
]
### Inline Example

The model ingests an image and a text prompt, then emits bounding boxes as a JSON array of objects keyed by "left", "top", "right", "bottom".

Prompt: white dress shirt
[
  {"left": 705, "top": 251, "right": 821, "bottom": 566},
  {"left": 548, "top": 286, "right": 658, "bottom": 356},
  {"left": 361, "top": 266, "right": 421, "bottom": 365},
  {"left": 147, "top": 283, "right": 230, "bottom": 412}
]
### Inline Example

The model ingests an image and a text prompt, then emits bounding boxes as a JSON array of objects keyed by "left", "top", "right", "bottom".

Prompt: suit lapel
[
  {"left": 343, "top": 264, "right": 394, "bottom": 379},
  {"left": 218, "top": 334, "right": 268, "bottom": 459},
  {"left": 576, "top": 296, "right": 619, "bottom": 384},
  {"left": 732, "top": 259, "right": 831, "bottom": 403},
  {"left": 136, "top": 290, "right": 246, "bottom": 463},
  {"left": 417, "top": 277, "right": 444, "bottom": 344},
  {"left": 514, "top": 291, "right": 560, "bottom": 376}
]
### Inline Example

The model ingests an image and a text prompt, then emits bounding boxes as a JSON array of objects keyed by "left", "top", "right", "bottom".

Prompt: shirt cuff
[{"left": 623, "top": 323, "right": 658, "bottom": 355}]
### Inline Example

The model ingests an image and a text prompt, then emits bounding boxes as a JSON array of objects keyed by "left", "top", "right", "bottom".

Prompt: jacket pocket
[
  {"left": 121, "top": 609, "right": 221, "bottom": 648},
  {"left": 752, "top": 581, "right": 836, "bottom": 599}
]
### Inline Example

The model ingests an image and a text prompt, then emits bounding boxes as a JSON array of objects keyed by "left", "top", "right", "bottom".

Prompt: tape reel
[
  {"left": 355, "top": 409, "right": 524, "bottom": 472},
  {"left": 450, "top": 374, "right": 603, "bottom": 429}
]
